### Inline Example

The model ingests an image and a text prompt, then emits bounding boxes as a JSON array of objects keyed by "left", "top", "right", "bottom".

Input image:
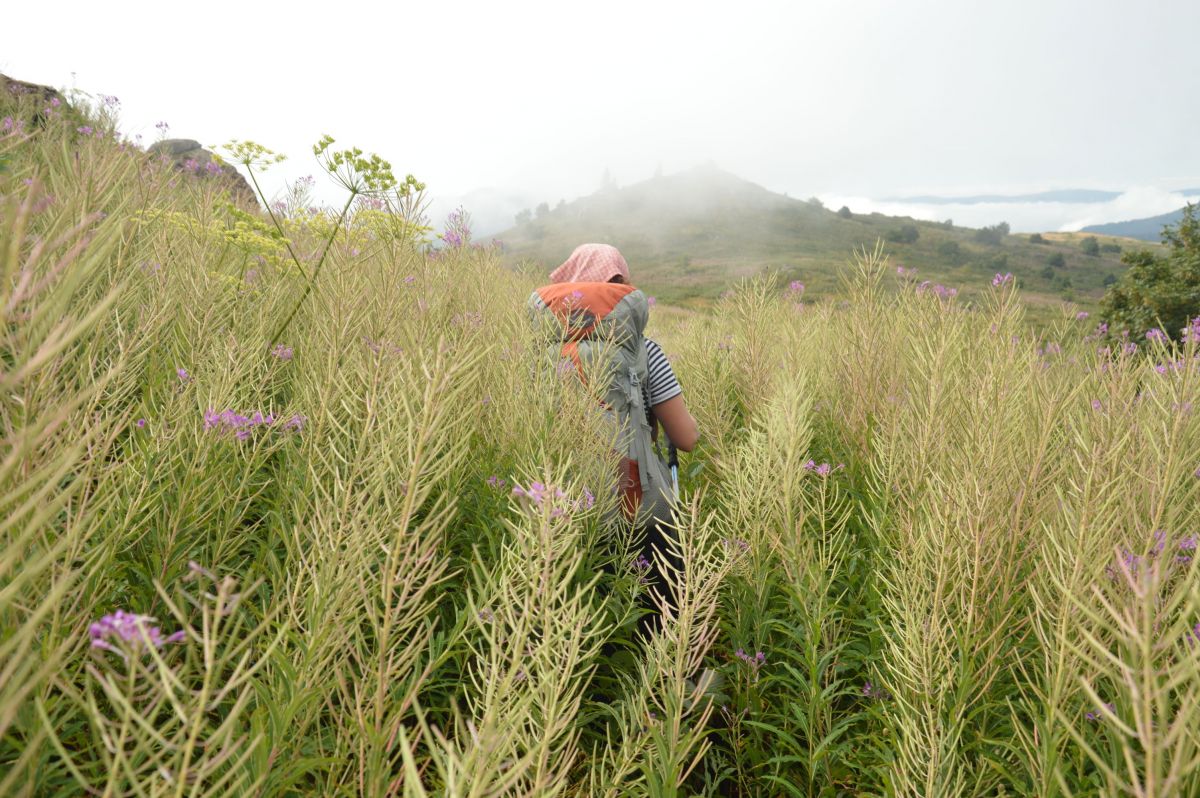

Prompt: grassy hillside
[
  {"left": 6, "top": 85, "right": 1200, "bottom": 797},
  {"left": 498, "top": 166, "right": 1143, "bottom": 320}
]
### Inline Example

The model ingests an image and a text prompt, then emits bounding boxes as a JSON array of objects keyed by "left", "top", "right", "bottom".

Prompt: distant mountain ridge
[{"left": 1081, "top": 206, "right": 1192, "bottom": 241}]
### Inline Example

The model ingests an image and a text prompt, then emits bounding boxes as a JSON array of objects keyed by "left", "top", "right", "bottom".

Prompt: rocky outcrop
[
  {"left": 1, "top": 73, "right": 78, "bottom": 128},
  {"left": 2, "top": 73, "right": 66, "bottom": 107},
  {"left": 147, "top": 139, "right": 258, "bottom": 207}
]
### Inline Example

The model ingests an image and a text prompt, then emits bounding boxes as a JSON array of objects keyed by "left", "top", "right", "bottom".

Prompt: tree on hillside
[
  {"left": 886, "top": 224, "right": 920, "bottom": 244},
  {"left": 1081, "top": 236, "right": 1100, "bottom": 256},
  {"left": 535, "top": 202, "right": 550, "bottom": 220},
  {"left": 514, "top": 208, "right": 532, "bottom": 226},
  {"left": 937, "top": 240, "right": 963, "bottom": 263},
  {"left": 1047, "top": 252, "right": 1066, "bottom": 269},
  {"left": 837, "top": 205, "right": 852, "bottom": 219},
  {"left": 1029, "top": 233, "right": 1046, "bottom": 244},
  {"left": 1100, "top": 203, "right": 1200, "bottom": 341},
  {"left": 973, "top": 222, "right": 1010, "bottom": 245}
]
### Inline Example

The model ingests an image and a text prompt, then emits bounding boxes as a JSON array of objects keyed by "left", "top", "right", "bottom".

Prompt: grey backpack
[{"left": 528, "top": 281, "right": 675, "bottom": 531}]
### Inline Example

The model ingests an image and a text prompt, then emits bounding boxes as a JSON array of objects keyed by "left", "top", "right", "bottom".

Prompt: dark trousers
[{"left": 635, "top": 513, "right": 683, "bottom": 641}]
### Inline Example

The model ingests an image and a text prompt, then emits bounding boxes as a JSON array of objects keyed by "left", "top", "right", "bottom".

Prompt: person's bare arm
[{"left": 651, "top": 395, "right": 699, "bottom": 453}]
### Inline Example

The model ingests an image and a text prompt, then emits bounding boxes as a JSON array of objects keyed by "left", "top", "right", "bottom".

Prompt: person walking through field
[{"left": 528, "top": 243, "right": 698, "bottom": 636}]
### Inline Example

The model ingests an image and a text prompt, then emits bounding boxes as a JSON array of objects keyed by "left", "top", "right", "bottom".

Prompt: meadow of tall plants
[{"left": 2, "top": 92, "right": 1200, "bottom": 798}]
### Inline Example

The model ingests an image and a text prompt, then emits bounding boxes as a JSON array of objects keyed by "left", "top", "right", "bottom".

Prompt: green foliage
[
  {"left": 1100, "top": 203, "right": 1200, "bottom": 339},
  {"left": 1048, "top": 251, "right": 1067, "bottom": 269},
  {"left": 837, "top": 205, "right": 853, "bottom": 219},
  {"left": 886, "top": 223, "right": 920, "bottom": 244},
  {"left": 973, "top": 221, "right": 1011, "bottom": 245},
  {"left": 4, "top": 89, "right": 1200, "bottom": 798},
  {"left": 1029, "top": 232, "right": 1046, "bottom": 244},
  {"left": 1081, "top": 235, "right": 1101, "bottom": 256},
  {"left": 937, "top": 239, "right": 963, "bottom": 263}
]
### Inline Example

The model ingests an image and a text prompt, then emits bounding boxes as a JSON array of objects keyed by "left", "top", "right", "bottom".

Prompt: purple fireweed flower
[
  {"left": 1186, "top": 622, "right": 1200, "bottom": 648},
  {"left": 205, "top": 161, "right": 222, "bottom": 176},
  {"left": 734, "top": 649, "right": 767, "bottom": 674},
  {"left": 1146, "top": 328, "right": 1168, "bottom": 343},
  {"left": 1086, "top": 702, "right": 1116, "bottom": 722},
  {"left": 89, "top": 610, "right": 184, "bottom": 654},
  {"left": 632, "top": 555, "right": 651, "bottom": 572},
  {"left": 49, "top": 97, "right": 62, "bottom": 108},
  {"left": 404, "top": 275, "right": 416, "bottom": 284},
  {"left": 271, "top": 343, "right": 294, "bottom": 360},
  {"left": 284, "top": 414, "right": 305, "bottom": 432},
  {"left": 77, "top": 125, "right": 93, "bottom": 135},
  {"left": 486, "top": 475, "right": 507, "bottom": 489},
  {"left": 1091, "top": 399, "right": 1103, "bottom": 411},
  {"left": 647, "top": 296, "right": 657, "bottom": 308},
  {"left": 156, "top": 121, "right": 170, "bottom": 134},
  {"left": 135, "top": 418, "right": 147, "bottom": 429},
  {"left": 176, "top": 367, "right": 190, "bottom": 383},
  {"left": 1152, "top": 529, "right": 1167, "bottom": 556},
  {"left": 862, "top": 681, "right": 892, "bottom": 700},
  {"left": 789, "top": 280, "right": 805, "bottom": 294},
  {"left": 1076, "top": 311, "right": 1090, "bottom": 320},
  {"left": 578, "top": 487, "right": 595, "bottom": 510},
  {"left": 723, "top": 537, "right": 751, "bottom": 553},
  {"left": 992, "top": 272, "right": 1013, "bottom": 287}
]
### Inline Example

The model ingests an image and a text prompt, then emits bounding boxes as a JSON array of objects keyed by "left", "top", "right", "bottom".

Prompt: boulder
[
  {"left": 2, "top": 73, "right": 65, "bottom": 106},
  {"left": 1, "top": 72, "right": 77, "bottom": 127},
  {"left": 147, "top": 138, "right": 258, "bottom": 207}
]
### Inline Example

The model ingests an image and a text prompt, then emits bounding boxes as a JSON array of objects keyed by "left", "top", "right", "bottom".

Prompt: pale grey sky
[{"left": 5, "top": 0, "right": 1198, "bottom": 230}]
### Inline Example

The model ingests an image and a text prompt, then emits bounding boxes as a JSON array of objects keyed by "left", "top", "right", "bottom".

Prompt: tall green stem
[{"left": 269, "top": 191, "right": 356, "bottom": 346}]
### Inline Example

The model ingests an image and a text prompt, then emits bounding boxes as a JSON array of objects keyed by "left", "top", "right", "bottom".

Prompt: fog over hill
[
  {"left": 433, "top": 170, "right": 1200, "bottom": 239},
  {"left": 490, "top": 165, "right": 1133, "bottom": 319}
]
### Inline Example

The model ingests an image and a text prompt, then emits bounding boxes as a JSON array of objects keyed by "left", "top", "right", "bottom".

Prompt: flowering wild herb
[
  {"left": 89, "top": 610, "right": 185, "bottom": 654},
  {"left": 7, "top": 101, "right": 1200, "bottom": 797}
]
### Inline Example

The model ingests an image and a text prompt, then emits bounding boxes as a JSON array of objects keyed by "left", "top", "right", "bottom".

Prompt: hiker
[{"left": 529, "top": 243, "right": 698, "bottom": 636}]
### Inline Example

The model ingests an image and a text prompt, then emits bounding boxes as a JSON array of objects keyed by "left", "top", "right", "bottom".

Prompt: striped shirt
[{"left": 643, "top": 338, "right": 682, "bottom": 414}]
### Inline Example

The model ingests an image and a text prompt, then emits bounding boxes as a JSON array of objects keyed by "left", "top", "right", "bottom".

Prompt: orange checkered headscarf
[{"left": 549, "top": 243, "right": 631, "bottom": 284}]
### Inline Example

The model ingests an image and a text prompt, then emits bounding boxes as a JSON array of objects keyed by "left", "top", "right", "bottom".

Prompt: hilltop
[
  {"left": 495, "top": 165, "right": 1139, "bottom": 317},
  {"left": 1082, "top": 206, "right": 1192, "bottom": 241}
]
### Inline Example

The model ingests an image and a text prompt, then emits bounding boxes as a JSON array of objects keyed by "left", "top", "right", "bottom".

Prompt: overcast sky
[{"left": 5, "top": 0, "right": 1199, "bottom": 229}]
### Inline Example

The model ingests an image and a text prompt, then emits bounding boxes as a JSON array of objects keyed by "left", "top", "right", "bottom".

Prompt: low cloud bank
[{"left": 819, "top": 187, "right": 1198, "bottom": 234}]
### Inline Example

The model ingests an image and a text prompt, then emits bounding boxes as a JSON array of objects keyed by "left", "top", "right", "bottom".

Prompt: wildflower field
[{"left": 3, "top": 95, "right": 1200, "bottom": 798}]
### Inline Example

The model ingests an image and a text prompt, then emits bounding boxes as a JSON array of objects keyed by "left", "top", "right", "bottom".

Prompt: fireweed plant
[{"left": 2, "top": 91, "right": 1200, "bottom": 797}]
